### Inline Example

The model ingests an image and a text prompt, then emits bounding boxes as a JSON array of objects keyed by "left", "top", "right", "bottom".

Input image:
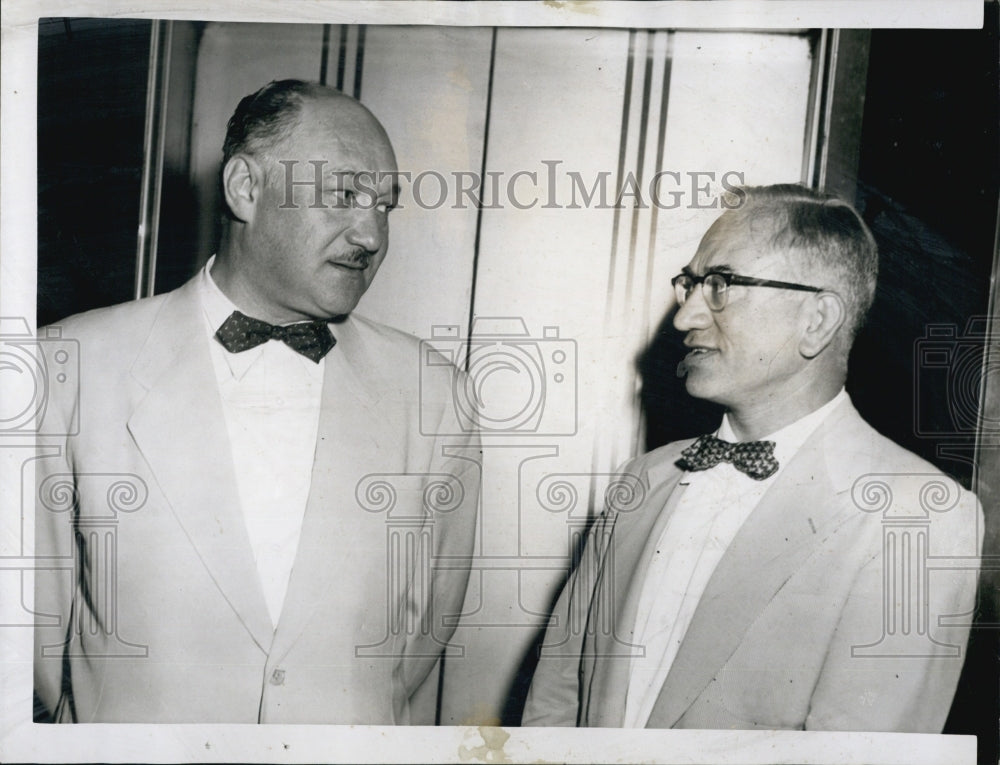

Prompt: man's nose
[
  {"left": 673, "top": 284, "right": 713, "bottom": 332},
  {"left": 345, "top": 207, "right": 385, "bottom": 253}
]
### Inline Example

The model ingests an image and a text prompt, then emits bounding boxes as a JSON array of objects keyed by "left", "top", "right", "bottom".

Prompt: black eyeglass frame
[{"left": 671, "top": 270, "right": 826, "bottom": 310}]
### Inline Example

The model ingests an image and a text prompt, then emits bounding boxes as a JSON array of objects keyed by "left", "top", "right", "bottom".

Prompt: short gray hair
[{"left": 728, "top": 183, "right": 879, "bottom": 339}]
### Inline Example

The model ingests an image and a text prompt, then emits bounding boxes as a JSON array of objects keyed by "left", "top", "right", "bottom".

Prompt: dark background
[{"left": 37, "top": 18, "right": 152, "bottom": 325}]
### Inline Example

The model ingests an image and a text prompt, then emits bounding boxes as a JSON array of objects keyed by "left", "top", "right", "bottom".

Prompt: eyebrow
[
  {"left": 681, "top": 264, "right": 735, "bottom": 277},
  {"left": 323, "top": 169, "right": 396, "bottom": 181},
  {"left": 323, "top": 171, "right": 400, "bottom": 198}
]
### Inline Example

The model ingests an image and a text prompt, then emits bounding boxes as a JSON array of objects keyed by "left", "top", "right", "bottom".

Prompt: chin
[
  {"left": 317, "top": 295, "right": 363, "bottom": 318},
  {"left": 683, "top": 376, "right": 728, "bottom": 406},
  {"left": 321, "top": 305, "right": 358, "bottom": 319},
  {"left": 682, "top": 371, "right": 710, "bottom": 397}
]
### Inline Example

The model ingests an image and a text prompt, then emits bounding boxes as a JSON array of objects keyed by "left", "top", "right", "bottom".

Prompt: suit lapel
[
  {"left": 645, "top": 401, "right": 865, "bottom": 728},
  {"left": 268, "top": 316, "right": 393, "bottom": 663},
  {"left": 126, "top": 278, "right": 274, "bottom": 654},
  {"left": 585, "top": 453, "right": 689, "bottom": 726}
]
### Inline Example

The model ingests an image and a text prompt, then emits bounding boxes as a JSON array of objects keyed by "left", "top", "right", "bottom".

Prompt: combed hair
[
  {"left": 221, "top": 79, "right": 329, "bottom": 168},
  {"left": 219, "top": 79, "right": 332, "bottom": 218},
  {"left": 730, "top": 184, "right": 879, "bottom": 338}
]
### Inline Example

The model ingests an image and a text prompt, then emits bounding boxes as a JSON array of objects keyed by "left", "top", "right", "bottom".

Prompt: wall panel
[
  {"left": 189, "top": 23, "right": 325, "bottom": 267},
  {"left": 441, "top": 27, "right": 635, "bottom": 724},
  {"left": 358, "top": 25, "right": 491, "bottom": 338}
]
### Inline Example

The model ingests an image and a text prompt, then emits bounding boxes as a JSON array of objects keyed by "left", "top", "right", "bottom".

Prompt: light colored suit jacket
[
  {"left": 34, "top": 275, "right": 479, "bottom": 724},
  {"left": 522, "top": 399, "right": 982, "bottom": 731}
]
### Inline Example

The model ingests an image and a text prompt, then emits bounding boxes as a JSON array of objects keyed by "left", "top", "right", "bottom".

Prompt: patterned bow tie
[
  {"left": 677, "top": 434, "right": 779, "bottom": 481},
  {"left": 215, "top": 310, "right": 336, "bottom": 363}
]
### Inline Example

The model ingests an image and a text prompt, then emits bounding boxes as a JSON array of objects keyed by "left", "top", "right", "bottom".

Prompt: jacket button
[{"left": 270, "top": 668, "right": 285, "bottom": 685}]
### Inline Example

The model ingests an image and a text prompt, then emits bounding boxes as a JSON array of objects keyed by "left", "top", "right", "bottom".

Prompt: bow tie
[
  {"left": 215, "top": 310, "right": 336, "bottom": 363},
  {"left": 677, "top": 434, "right": 779, "bottom": 481}
]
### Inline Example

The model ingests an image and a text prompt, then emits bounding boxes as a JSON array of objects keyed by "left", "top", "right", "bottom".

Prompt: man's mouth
[
  {"left": 677, "top": 344, "right": 717, "bottom": 377},
  {"left": 330, "top": 257, "right": 371, "bottom": 271},
  {"left": 683, "top": 345, "right": 717, "bottom": 360}
]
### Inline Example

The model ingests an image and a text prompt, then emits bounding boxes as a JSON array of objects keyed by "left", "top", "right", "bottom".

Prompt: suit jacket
[
  {"left": 33, "top": 274, "right": 479, "bottom": 724},
  {"left": 522, "top": 399, "right": 982, "bottom": 731}
]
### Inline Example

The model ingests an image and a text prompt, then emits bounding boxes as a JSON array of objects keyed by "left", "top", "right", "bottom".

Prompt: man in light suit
[
  {"left": 33, "top": 80, "right": 479, "bottom": 724},
  {"left": 522, "top": 184, "right": 982, "bottom": 731}
]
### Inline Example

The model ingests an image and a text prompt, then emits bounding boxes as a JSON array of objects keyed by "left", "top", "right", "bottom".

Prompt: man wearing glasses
[{"left": 522, "top": 184, "right": 982, "bottom": 731}]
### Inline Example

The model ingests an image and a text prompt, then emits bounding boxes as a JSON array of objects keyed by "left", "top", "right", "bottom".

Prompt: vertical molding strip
[
  {"left": 801, "top": 29, "right": 830, "bottom": 188},
  {"left": 354, "top": 26, "right": 366, "bottom": 100},
  {"left": 465, "top": 27, "right": 499, "bottom": 370},
  {"left": 336, "top": 25, "right": 348, "bottom": 91},
  {"left": 634, "top": 31, "right": 675, "bottom": 456},
  {"left": 602, "top": 30, "right": 638, "bottom": 329},
  {"left": 591, "top": 30, "right": 639, "bottom": 503},
  {"left": 326, "top": 25, "right": 367, "bottom": 99},
  {"left": 642, "top": 33, "right": 674, "bottom": 338},
  {"left": 319, "top": 24, "right": 332, "bottom": 85},
  {"left": 623, "top": 32, "right": 657, "bottom": 304},
  {"left": 590, "top": 30, "right": 673, "bottom": 499},
  {"left": 135, "top": 20, "right": 172, "bottom": 299},
  {"left": 802, "top": 29, "right": 838, "bottom": 191},
  {"left": 815, "top": 29, "right": 840, "bottom": 191}
]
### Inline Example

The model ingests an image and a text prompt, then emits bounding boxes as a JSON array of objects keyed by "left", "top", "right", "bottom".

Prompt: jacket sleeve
[
  {"left": 397, "top": 359, "right": 482, "bottom": 719},
  {"left": 33, "top": 378, "right": 81, "bottom": 721},
  {"left": 521, "top": 502, "right": 619, "bottom": 726}
]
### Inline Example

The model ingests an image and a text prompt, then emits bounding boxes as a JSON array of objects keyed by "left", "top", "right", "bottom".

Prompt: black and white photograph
[{"left": 1, "top": 2, "right": 997, "bottom": 763}]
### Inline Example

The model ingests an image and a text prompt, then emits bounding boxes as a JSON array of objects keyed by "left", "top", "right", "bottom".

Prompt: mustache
[{"left": 336, "top": 249, "right": 374, "bottom": 267}]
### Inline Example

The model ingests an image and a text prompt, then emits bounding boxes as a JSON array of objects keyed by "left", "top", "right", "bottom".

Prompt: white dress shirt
[
  {"left": 198, "top": 257, "right": 326, "bottom": 628},
  {"left": 623, "top": 389, "right": 849, "bottom": 727}
]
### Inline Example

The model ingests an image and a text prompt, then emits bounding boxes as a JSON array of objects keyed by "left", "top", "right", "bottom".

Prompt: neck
[
  {"left": 212, "top": 237, "right": 294, "bottom": 325},
  {"left": 725, "top": 375, "right": 844, "bottom": 441}
]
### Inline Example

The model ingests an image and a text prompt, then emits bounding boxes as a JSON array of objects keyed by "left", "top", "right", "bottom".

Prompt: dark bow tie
[
  {"left": 215, "top": 310, "right": 335, "bottom": 363},
  {"left": 677, "top": 434, "right": 779, "bottom": 481}
]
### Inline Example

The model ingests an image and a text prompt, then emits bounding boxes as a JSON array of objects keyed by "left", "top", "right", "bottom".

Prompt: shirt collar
[
  {"left": 200, "top": 255, "right": 238, "bottom": 328},
  {"left": 198, "top": 255, "right": 332, "bottom": 380},
  {"left": 717, "top": 388, "right": 849, "bottom": 470}
]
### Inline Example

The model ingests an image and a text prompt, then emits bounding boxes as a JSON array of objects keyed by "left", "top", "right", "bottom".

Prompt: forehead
[
  {"left": 280, "top": 97, "right": 397, "bottom": 172},
  {"left": 689, "top": 209, "right": 791, "bottom": 276}
]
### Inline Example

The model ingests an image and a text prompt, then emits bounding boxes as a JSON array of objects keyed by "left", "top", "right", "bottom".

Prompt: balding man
[
  {"left": 523, "top": 184, "right": 982, "bottom": 731},
  {"left": 34, "top": 80, "right": 479, "bottom": 724}
]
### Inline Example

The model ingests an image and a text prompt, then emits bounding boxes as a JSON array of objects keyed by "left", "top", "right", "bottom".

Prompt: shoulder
[
  {"left": 45, "top": 292, "right": 169, "bottom": 337},
  {"left": 42, "top": 272, "right": 203, "bottom": 345},
  {"left": 819, "top": 400, "right": 958, "bottom": 478},
  {"left": 342, "top": 312, "right": 422, "bottom": 352},
  {"left": 338, "top": 313, "right": 425, "bottom": 375},
  {"left": 814, "top": 402, "right": 982, "bottom": 551},
  {"left": 338, "top": 313, "right": 459, "bottom": 407},
  {"left": 41, "top": 291, "right": 175, "bottom": 364}
]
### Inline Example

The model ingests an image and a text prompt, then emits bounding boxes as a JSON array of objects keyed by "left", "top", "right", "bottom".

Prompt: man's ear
[
  {"left": 799, "top": 291, "right": 846, "bottom": 358},
  {"left": 222, "top": 154, "right": 265, "bottom": 223}
]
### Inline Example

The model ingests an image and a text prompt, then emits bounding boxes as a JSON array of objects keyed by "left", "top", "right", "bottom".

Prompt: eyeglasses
[{"left": 671, "top": 270, "right": 825, "bottom": 312}]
